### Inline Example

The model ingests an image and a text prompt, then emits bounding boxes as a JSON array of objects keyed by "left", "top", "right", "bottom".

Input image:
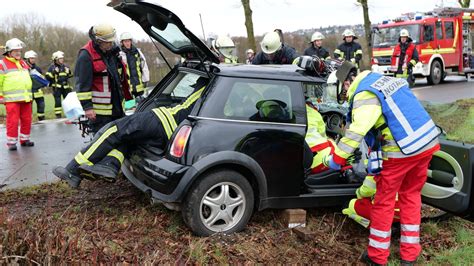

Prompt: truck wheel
[
  {"left": 427, "top": 60, "right": 443, "bottom": 85},
  {"left": 182, "top": 170, "right": 254, "bottom": 236}
]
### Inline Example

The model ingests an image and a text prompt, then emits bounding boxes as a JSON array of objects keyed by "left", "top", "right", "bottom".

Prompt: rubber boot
[
  {"left": 7, "top": 144, "right": 17, "bottom": 151},
  {"left": 78, "top": 164, "right": 119, "bottom": 183},
  {"left": 21, "top": 140, "right": 35, "bottom": 147},
  {"left": 52, "top": 166, "right": 82, "bottom": 188}
]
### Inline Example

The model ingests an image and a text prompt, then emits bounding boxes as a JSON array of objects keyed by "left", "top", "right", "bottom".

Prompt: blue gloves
[{"left": 326, "top": 155, "right": 342, "bottom": 170}]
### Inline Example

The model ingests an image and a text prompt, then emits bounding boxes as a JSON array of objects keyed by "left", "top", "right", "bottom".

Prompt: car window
[
  {"left": 168, "top": 72, "right": 202, "bottom": 98},
  {"left": 424, "top": 24, "right": 434, "bottom": 42},
  {"left": 444, "top": 21, "right": 454, "bottom": 39},
  {"left": 201, "top": 77, "right": 302, "bottom": 124},
  {"left": 303, "top": 83, "right": 325, "bottom": 104},
  {"left": 436, "top": 21, "right": 443, "bottom": 40},
  {"left": 151, "top": 24, "right": 192, "bottom": 51}
]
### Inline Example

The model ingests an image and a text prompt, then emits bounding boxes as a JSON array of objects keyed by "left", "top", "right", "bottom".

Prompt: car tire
[
  {"left": 182, "top": 170, "right": 254, "bottom": 236},
  {"left": 427, "top": 60, "right": 443, "bottom": 85}
]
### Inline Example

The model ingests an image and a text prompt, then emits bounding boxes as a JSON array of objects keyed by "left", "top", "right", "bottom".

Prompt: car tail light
[
  {"left": 371, "top": 57, "right": 379, "bottom": 65},
  {"left": 170, "top": 125, "right": 192, "bottom": 158}
]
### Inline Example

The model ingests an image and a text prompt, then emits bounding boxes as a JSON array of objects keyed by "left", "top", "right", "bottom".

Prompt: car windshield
[
  {"left": 151, "top": 23, "right": 193, "bottom": 51},
  {"left": 373, "top": 24, "right": 420, "bottom": 48}
]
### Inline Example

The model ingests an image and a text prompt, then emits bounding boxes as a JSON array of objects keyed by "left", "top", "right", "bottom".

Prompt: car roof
[{"left": 213, "top": 64, "right": 327, "bottom": 83}]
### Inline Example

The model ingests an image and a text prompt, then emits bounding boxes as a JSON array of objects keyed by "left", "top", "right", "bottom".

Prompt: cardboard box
[{"left": 280, "top": 209, "right": 307, "bottom": 228}]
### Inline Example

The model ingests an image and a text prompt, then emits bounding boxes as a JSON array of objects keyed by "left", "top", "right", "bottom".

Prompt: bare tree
[
  {"left": 458, "top": 0, "right": 471, "bottom": 7},
  {"left": 357, "top": 0, "right": 372, "bottom": 70},
  {"left": 241, "top": 0, "right": 256, "bottom": 52}
]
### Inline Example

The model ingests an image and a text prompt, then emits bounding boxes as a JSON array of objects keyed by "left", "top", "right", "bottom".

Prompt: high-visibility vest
[
  {"left": 0, "top": 57, "right": 33, "bottom": 103},
  {"left": 119, "top": 48, "right": 149, "bottom": 94},
  {"left": 349, "top": 72, "right": 440, "bottom": 155}
]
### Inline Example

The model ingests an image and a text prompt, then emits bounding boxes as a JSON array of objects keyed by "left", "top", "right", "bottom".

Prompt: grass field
[{"left": 0, "top": 93, "right": 58, "bottom": 121}]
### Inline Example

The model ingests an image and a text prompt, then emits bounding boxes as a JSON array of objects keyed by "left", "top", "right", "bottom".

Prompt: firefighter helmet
[
  {"left": 311, "top": 32, "right": 325, "bottom": 42},
  {"left": 246, "top": 48, "right": 255, "bottom": 54},
  {"left": 400, "top": 29, "right": 410, "bottom": 37},
  {"left": 261, "top": 31, "right": 282, "bottom": 54},
  {"left": 24, "top": 50, "right": 38, "bottom": 59},
  {"left": 52, "top": 51, "right": 65, "bottom": 61},
  {"left": 215, "top": 36, "right": 235, "bottom": 59},
  {"left": 3, "top": 38, "right": 25, "bottom": 55},
  {"left": 92, "top": 23, "right": 116, "bottom": 42},
  {"left": 342, "top": 29, "right": 358, "bottom": 40},
  {"left": 120, "top": 32, "right": 133, "bottom": 41}
]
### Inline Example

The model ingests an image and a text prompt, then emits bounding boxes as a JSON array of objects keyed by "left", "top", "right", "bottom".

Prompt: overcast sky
[{"left": 0, "top": 0, "right": 470, "bottom": 40}]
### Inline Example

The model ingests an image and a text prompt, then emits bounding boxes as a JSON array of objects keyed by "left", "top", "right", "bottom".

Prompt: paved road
[
  {"left": 0, "top": 119, "right": 86, "bottom": 191},
  {"left": 411, "top": 76, "right": 474, "bottom": 103}
]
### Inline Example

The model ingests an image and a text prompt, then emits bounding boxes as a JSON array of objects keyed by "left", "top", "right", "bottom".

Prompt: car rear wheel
[
  {"left": 427, "top": 60, "right": 443, "bottom": 85},
  {"left": 182, "top": 170, "right": 254, "bottom": 236}
]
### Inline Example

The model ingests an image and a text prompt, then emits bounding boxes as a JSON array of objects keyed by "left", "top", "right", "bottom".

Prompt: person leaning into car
[
  {"left": 325, "top": 61, "right": 440, "bottom": 265},
  {"left": 75, "top": 23, "right": 132, "bottom": 134},
  {"left": 53, "top": 77, "right": 208, "bottom": 189}
]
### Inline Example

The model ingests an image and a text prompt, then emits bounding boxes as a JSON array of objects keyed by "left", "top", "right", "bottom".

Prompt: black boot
[
  {"left": 52, "top": 166, "right": 82, "bottom": 188},
  {"left": 38, "top": 116, "right": 45, "bottom": 121},
  {"left": 78, "top": 164, "right": 118, "bottom": 182},
  {"left": 360, "top": 250, "right": 383, "bottom": 266},
  {"left": 21, "top": 140, "right": 35, "bottom": 147},
  {"left": 56, "top": 113, "right": 62, "bottom": 119},
  {"left": 400, "top": 259, "right": 415, "bottom": 266},
  {"left": 7, "top": 144, "right": 17, "bottom": 151}
]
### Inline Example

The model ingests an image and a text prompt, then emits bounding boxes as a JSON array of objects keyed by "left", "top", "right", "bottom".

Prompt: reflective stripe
[
  {"left": 386, "top": 97, "right": 413, "bottom": 134},
  {"left": 92, "top": 91, "right": 111, "bottom": 97},
  {"left": 152, "top": 109, "right": 173, "bottom": 139},
  {"left": 83, "top": 125, "right": 118, "bottom": 159},
  {"left": 159, "top": 107, "right": 178, "bottom": 130},
  {"left": 401, "top": 224, "right": 420, "bottom": 232},
  {"left": 77, "top": 92, "right": 92, "bottom": 100},
  {"left": 169, "top": 87, "right": 204, "bottom": 115},
  {"left": 102, "top": 74, "right": 109, "bottom": 92},
  {"left": 93, "top": 104, "right": 113, "bottom": 110},
  {"left": 400, "top": 236, "right": 419, "bottom": 244},
  {"left": 344, "top": 130, "right": 364, "bottom": 143},
  {"left": 37, "top": 113, "right": 45, "bottom": 117},
  {"left": 369, "top": 238, "right": 390, "bottom": 249},
  {"left": 92, "top": 97, "right": 112, "bottom": 104},
  {"left": 349, "top": 213, "right": 370, "bottom": 228},
  {"left": 398, "top": 120, "right": 436, "bottom": 147},
  {"left": 355, "top": 49, "right": 363, "bottom": 55},
  {"left": 95, "top": 109, "right": 112, "bottom": 115},
  {"left": 370, "top": 228, "right": 391, "bottom": 238},
  {"left": 33, "top": 90, "right": 44, "bottom": 98},
  {"left": 19, "top": 134, "right": 30, "bottom": 141},
  {"left": 363, "top": 177, "right": 376, "bottom": 189},
  {"left": 107, "top": 149, "right": 124, "bottom": 164},
  {"left": 337, "top": 141, "right": 356, "bottom": 154},
  {"left": 352, "top": 97, "right": 381, "bottom": 109},
  {"left": 74, "top": 152, "right": 93, "bottom": 166}
]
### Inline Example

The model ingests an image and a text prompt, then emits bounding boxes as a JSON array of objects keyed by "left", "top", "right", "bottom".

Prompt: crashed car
[{"left": 109, "top": 0, "right": 474, "bottom": 236}]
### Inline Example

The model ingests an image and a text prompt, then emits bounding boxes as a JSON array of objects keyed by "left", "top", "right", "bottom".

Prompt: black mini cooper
[{"left": 110, "top": 0, "right": 474, "bottom": 236}]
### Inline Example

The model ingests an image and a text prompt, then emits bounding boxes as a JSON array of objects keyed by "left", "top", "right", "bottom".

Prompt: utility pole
[{"left": 199, "top": 13, "right": 206, "bottom": 41}]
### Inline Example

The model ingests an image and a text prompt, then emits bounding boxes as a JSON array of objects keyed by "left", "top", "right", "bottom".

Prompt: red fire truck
[{"left": 371, "top": 7, "right": 474, "bottom": 85}]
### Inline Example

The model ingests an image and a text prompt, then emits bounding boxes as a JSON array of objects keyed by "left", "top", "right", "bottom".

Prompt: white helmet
[
  {"left": 400, "top": 29, "right": 410, "bottom": 37},
  {"left": 260, "top": 31, "right": 282, "bottom": 54},
  {"left": 342, "top": 29, "right": 357, "bottom": 40},
  {"left": 215, "top": 36, "right": 235, "bottom": 59},
  {"left": 52, "top": 51, "right": 65, "bottom": 61},
  {"left": 92, "top": 23, "right": 116, "bottom": 42},
  {"left": 246, "top": 48, "right": 255, "bottom": 54},
  {"left": 311, "top": 32, "right": 325, "bottom": 42},
  {"left": 120, "top": 32, "right": 133, "bottom": 41},
  {"left": 24, "top": 50, "right": 38, "bottom": 59},
  {"left": 3, "top": 38, "right": 25, "bottom": 55}
]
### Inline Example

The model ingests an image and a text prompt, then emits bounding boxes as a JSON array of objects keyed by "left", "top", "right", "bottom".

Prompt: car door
[
  {"left": 422, "top": 139, "right": 474, "bottom": 221},
  {"left": 109, "top": 0, "right": 219, "bottom": 63}
]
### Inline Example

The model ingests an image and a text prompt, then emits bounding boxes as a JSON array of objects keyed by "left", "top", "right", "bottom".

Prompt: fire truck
[{"left": 371, "top": 7, "right": 474, "bottom": 85}]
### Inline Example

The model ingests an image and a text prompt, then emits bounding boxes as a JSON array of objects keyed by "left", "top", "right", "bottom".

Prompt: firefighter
[
  {"left": 119, "top": 32, "right": 150, "bottom": 98},
  {"left": 46, "top": 51, "right": 73, "bottom": 118},
  {"left": 326, "top": 61, "right": 440, "bottom": 265},
  {"left": 252, "top": 31, "right": 298, "bottom": 65},
  {"left": 392, "top": 29, "right": 419, "bottom": 87},
  {"left": 245, "top": 49, "right": 255, "bottom": 64},
  {"left": 52, "top": 77, "right": 208, "bottom": 188},
  {"left": 0, "top": 38, "right": 34, "bottom": 150},
  {"left": 304, "top": 32, "right": 330, "bottom": 60},
  {"left": 334, "top": 29, "right": 363, "bottom": 68},
  {"left": 75, "top": 23, "right": 131, "bottom": 134},
  {"left": 24, "top": 50, "right": 46, "bottom": 121},
  {"left": 213, "top": 36, "right": 238, "bottom": 63}
]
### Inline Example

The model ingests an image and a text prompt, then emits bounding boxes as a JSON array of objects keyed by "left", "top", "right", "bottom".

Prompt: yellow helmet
[
  {"left": 92, "top": 23, "right": 116, "bottom": 42},
  {"left": 261, "top": 32, "right": 282, "bottom": 54}
]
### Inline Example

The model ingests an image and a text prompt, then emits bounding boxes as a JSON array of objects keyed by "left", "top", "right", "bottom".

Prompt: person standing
[
  {"left": 118, "top": 32, "right": 150, "bottom": 98},
  {"left": 245, "top": 49, "right": 255, "bottom": 64},
  {"left": 391, "top": 29, "right": 419, "bottom": 87},
  {"left": 24, "top": 50, "right": 46, "bottom": 121},
  {"left": 75, "top": 23, "right": 131, "bottom": 134},
  {"left": 304, "top": 32, "right": 330, "bottom": 60},
  {"left": 252, "top": 31, "right": 298, "bottom": 65},
  {"left": 0, "top": 38, "right": 34, "bottom": 150},
  {"left": 334, "top": 29, "right": 363, "bottom": 68},
  {"left": 46, "top": 51, "right": 73, "bottom": 118},
  {"left": 326, "top": 62, "right": 440, "bottom": 265}
]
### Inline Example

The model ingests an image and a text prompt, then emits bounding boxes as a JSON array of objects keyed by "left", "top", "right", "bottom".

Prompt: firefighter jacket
[
  {"left": 304, "top": 45, "right": 330, "bottom": 60},
  {"left": 152, "top": 86, "right": 204, "bottom": 139},
  {"left": 29, "top": 63, "right": 46, "bottom": 98},
  {"left": 46, "top": 62, "right": 72, "bottom": 90},
  {"left": 252, "top": 45, "right": 298, "bottom": 65},
  {"left": 391, "top": 41, "right": 419, "bottom": 74},
  {"left": 334, "top": 41, "right": 363, "bottom": 67},
  {"left": 0, "top": 57, "right": 32, "bottom": 103},
  {"left": 75, "top": 40, "right": 131, "bottom": 116},
  {"left": 119, "top": 46, "right": 150, "bottom": 95},
  {"left": 333, "top": 71, "right": 440, "bottom": 165}
]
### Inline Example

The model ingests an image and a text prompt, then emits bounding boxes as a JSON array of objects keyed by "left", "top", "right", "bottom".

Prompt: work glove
[
  {"left": 350, "top": 58, "right": 356, "bottom": 64},
  {"left": 346, "top": 148, "right": 362, "bottom": 165},
  {"left": 324, "top": 155, "right": 342, "bottom": 171}
]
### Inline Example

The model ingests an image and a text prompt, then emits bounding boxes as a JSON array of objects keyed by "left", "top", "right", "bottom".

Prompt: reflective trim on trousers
[
  {"left": 400, "top": 236, "right": 420, "bottom": 244},
  {"left": 83, "top": 125, "right": 118, "bottom": 159},
  {"left": 370, "top": 228, "right": 391, "bottom": 238},
  {"left": 369, "top": 238, "right": 390, "bottom": 249},
  {"left": 401, "top": 224, "right": 420, "bottom": 232},
  {"left": 74, "top": 152, "right": 94, "bottom": 166},
  {"left": 107, "top": 149, "right": 124, "bottom": 164}
]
